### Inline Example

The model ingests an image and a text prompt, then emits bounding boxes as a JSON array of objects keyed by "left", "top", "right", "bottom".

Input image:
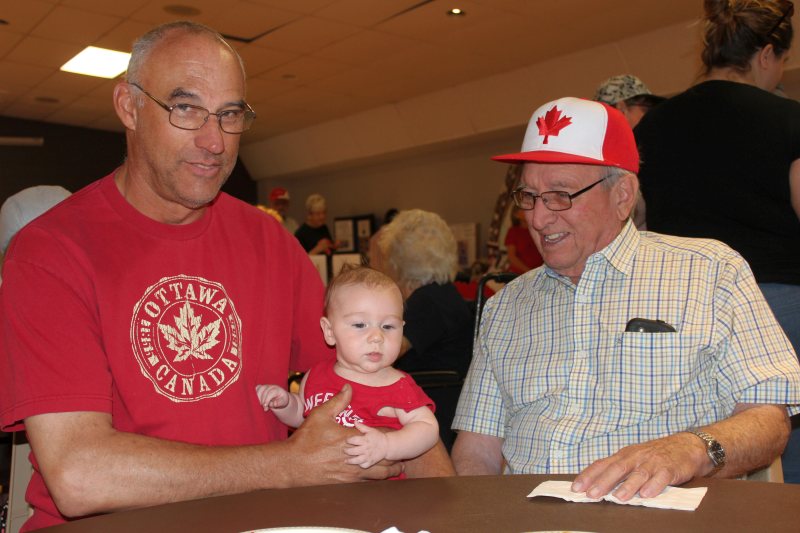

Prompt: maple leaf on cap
[{"left": 536, "top": 105, "right": 572, "bottom": 144}]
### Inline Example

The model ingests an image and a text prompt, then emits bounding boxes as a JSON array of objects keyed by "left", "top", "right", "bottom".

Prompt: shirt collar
[{"left": 597, "top": 218, "right": 639, "bottom": 277}]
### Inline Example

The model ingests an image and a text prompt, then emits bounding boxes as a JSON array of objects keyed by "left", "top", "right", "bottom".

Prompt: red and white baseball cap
[
  {"left": 269, "top": 187, "right": 290, "bottom": 202},
  {"left": 492, "top": 96, "right": 639, "bottom": 173}
]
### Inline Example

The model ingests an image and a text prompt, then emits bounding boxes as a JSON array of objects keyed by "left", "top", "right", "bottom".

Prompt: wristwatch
[{"left": 688, "top": 429, "right": 726, "bottom": 476}]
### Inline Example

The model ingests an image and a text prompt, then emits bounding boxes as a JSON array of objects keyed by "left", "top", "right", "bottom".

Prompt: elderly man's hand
[
  {"left": 287, "top": 384, "right": 402, "bottom": 484},
  {"left": 571, "top": 432, "right": 709, "bottom": 500}
]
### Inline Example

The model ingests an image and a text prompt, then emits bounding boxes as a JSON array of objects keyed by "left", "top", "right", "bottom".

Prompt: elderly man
[
  {"left": 268, "top": 187, "right": 299, "bottom": 234},
  {"left": 0, "top": 21, "right": 450, "bottom": 531},
  {"left": 452, "top": 96, "right": 800, "bottom": 501}
]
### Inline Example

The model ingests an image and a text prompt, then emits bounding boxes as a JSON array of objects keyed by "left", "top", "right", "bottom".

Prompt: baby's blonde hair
[{"left": 324, "top": 265, "right": 399, "bottom": 315}]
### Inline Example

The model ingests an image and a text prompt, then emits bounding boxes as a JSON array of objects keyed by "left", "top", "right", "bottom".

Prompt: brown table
[{"left": 40, "top": 474, "right": 800, "bottom": 533}]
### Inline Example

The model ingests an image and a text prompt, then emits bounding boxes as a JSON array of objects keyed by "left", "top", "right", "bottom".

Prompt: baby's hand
[
  {"left": 255, "top": 384, "right": 290, "bottom": 411},
  {"left": 344, "top": 421, "right": 389, "bottom": 468}
]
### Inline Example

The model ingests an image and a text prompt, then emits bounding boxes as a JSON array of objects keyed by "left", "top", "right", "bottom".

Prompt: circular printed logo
[{"left": 130, "top": 275, "right": 242, "bottom": 402}]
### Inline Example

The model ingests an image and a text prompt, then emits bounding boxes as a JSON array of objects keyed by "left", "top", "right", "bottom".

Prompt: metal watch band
[{"left": 688, "top": 429, "right": 726, "bottom": 475}]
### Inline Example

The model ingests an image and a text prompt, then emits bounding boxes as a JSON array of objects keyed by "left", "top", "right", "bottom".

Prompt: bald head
[{"left": 126, "top": 21, "right": 245, "bottom": 86}]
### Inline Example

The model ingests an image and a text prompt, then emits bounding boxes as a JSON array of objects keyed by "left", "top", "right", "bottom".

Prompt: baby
[{"left": 256, "top": 265, "right": 439, "bottom": 471}]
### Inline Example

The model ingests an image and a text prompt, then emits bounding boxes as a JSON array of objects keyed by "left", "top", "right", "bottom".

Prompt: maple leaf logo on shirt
[
  {"left": 536, "top": 105, "right": 572, "bottom": 144},
  {"left": 158, "top": 301, "right": 222, "bottom": 362}
]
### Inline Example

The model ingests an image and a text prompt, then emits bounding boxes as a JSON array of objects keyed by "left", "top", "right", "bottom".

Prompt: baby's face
[{"left": 322, "top": 284, "right": 404, "bottom": 374}]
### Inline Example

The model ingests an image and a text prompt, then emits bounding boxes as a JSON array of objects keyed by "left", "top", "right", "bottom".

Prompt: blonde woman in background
[{"left": 294, "top": 193, "right": 338, "bottom": 254}]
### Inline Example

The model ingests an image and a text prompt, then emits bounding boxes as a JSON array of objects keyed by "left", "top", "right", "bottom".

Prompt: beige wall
[{"left": 264, "top": 128, "right": 524, "bottom": 256}]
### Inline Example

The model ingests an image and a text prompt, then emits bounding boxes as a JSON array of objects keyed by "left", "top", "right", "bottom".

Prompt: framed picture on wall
[
  {"left": 333, "top": 218, "right": 355, "bottom": 252},
  {"left": 449, "top": 222, "right": 479, "bottom": 270},
  {"left": 334, "top": 215, "right": 374, "bottom": 255}
]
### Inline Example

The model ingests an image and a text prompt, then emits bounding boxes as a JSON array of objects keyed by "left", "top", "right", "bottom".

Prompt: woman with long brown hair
[{"left": 635, "top": 0, "right": 800, "bottom": 482}]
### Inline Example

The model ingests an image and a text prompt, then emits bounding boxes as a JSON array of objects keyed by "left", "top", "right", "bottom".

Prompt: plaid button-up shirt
[{"left": 453, "top": 221, "right": 800, "bottom": 473}]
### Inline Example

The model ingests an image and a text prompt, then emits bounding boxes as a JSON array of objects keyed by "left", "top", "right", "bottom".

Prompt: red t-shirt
[{"left": 0, "top": 173, "right": 333, "bottom": 530}]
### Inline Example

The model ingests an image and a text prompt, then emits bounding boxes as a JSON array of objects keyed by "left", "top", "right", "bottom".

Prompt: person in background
[
  {"left": 373, "top": 209, "right": 474, "bottom": 379},
  {"left": 295, "top": 193, "right": 337, "bottom": 254},
  {"left": 0, "top": 185, "right": 71, "bottom": 273},
  {"left": 0, "top": 21, "right": 449, "bottom": 531},
  {"left": 634, "top": 0, "right": 800, "bottom": 482},
  {"left": 504, "top": 206, "right": 543, "bottom": 274},
  {"left": 593, "top": 74, "right": 666, "bottom": 128},
  {"left": 256, "top": 266, "right": 440, "bottom": 475},
  {"left": 268, "top": 187, "right": 299, "bottom": 234},
  {"left": 452, "top": 96, "right": 800, "bottom": 502}
]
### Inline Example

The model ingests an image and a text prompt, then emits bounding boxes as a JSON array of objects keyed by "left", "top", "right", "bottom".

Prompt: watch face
[{"left": 708, "top": 442, "right": 726, "bottom": 465}]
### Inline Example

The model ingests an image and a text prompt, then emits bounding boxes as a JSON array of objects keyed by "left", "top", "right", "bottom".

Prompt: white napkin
[{"left": 527, "top": 480, "right": 707, "bottom": 511}]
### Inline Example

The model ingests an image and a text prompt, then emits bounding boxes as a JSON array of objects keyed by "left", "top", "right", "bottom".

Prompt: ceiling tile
[
  {"left": 33, "top": 71, "right": 107, "bottom": 101},
  {"left": 0, "top": 60, "right": 54, "bottom": 90},
  {"left": 315, "top": 0, "right": 426, "bottom": 27},
  {"left": 93, "top": 19, "right": 154, "bottom": 52},
  {"left": 237, "top": 44, "right": 298, "bottom": 77},
  {"left": 0, "top": 0, "right": 55, "bottom": 34},
  {"left": 312, "top": 29, "right": 419, "bottom": 67},
  {"left": 258, "top": 55, "right": 352, "bottom": 85},
  {"left": 61, "top": 0, "right": 149, "bottom": 17},
  {"left": 240, "top": 0, "right": 337, "bottom": 15},
  {"left": 375, "top": 0, "right": 500, "bottom": 42},
  {"left": 128, "top": 0, "right": 227, "bottom": 25},
  {"left": 0, "top": 30, "right": 23, "bottom": 58},
  {"left": 209, "top": 1, "right": 300, "bottom": 42},
  {"left": 30, "top": 6, "right": 122, "bottom": 45},
  {"left": 5, "top": 36, "right": 83, "bottom": 68},
  {"left": 253, "top": 16, "right": 360, "bottom": 54},
  {"left": 244, "top": 77, "right": 295, "bottom": 106}
]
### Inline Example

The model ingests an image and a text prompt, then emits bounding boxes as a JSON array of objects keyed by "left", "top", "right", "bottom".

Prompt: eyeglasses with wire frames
[
  {"left": 511, "top": 177, "right": 607, "bottom": 211},
  {"left": 764, "top": 1, "right": 794, "bottom": 44},
  {"left": 129, "top": 83, "right": 256, "bottom": 134}
]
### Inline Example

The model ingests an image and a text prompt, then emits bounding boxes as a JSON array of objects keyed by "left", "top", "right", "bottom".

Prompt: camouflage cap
[{"left": 593, "top": 74, "right": 652, "bottom": 106}]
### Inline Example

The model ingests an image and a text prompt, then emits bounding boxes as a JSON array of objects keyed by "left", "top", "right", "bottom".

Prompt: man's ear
[
  {"left": 113, "top": 82, "right": 138, "bottom": 130},
  {"left": 612, "top": 172, "right": 640, "bottom": 221},
  {"left": 320, "top": 317, "right": 336, "bottom": 347}
]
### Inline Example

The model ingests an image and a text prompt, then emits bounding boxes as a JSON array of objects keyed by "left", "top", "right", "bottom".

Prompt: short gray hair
[
  {"left": 126, "top": 21, "right": 245, "bottom": 86},
  {"left": 305, "top": 194, "right": 326, "bottom": 213},
  {"left": 601, "top": 165, "right": 635, "bottom": 188},
  {"left": 376, "top": 209, "right": 458, "bottom": 290}
]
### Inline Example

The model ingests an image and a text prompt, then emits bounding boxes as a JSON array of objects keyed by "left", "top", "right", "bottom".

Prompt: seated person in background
[
  {"left": 504, "top": 206, "right": 543, "bottom": 274},
  {"left": 0, "top": 21, "right": 450, "bottom": 531},
  {"left": 593, "top": 74, "right": 666, "bottom": 128},
  {"left": 452, "top": 96, "right": 800, "bottom": 502},
  {"left": 256, "top": 266, "right": 440, "bottom": 474},
  {"left": 295, "top": 193, "right": 338, "bottom": 254},
  {"left": 372, "top": 209, "right": 474, "bottom": 380}
]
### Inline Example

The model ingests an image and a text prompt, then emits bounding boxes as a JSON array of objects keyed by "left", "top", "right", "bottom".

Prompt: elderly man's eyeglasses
[
  {"left": 511, "top": 177, "right": 606, "bottom": 211},
  {"left": 130, "top": 83, "right": 256, "bottom": 134}
]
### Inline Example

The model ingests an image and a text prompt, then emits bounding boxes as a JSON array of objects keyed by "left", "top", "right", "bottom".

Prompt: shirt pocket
[{"left": 602, "top": 331, "right": 708, "bottom": 419}]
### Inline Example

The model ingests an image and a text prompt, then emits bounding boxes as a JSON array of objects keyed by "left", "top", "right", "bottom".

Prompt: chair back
[
  {"left": 408, "top": 370, "right": 463, "bottom": 452},
  {"left": 472, "top": 272, "right": 518, "bottom": 347}
]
